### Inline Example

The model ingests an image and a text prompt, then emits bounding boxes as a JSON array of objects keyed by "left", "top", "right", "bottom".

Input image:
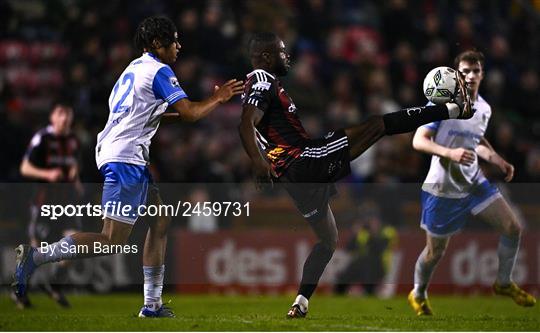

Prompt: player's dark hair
[
  {"left": 50, "top": 99, "right": 73, "bottom": 114},
  {"left": 134, "top": 16, "right": 177, "bottom": 52},
  {"left": 454, "top": 50, "right": 485, "bottom": 69},
  {"left": 248, "top": 32, "right": 279, "bottom": 57}
]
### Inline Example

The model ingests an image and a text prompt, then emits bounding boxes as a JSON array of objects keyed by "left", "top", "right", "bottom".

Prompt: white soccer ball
[{"left": 423, "top": 66, "right": 458, "bottom": 104}]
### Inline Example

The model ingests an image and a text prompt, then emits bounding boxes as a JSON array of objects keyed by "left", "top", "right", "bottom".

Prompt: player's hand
[
  {"left": 213, "top": 79, "right": 244, "bottom": 103},
  {"left": 448, "top": 148, "right": 476, "bottom": 166},
  {"left": 499, "top": 160, "right": 515, "bottom": 182},
  {"left": 253, "top": 159, "right": 277, "bottom": 191},
  {"left": 46, "top": 168, "right": 64, "bottom": 182}
]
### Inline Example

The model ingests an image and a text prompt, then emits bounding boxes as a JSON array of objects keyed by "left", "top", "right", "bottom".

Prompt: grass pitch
[{"left": 0, "top": 293, "right": 538, "bottom": 331}]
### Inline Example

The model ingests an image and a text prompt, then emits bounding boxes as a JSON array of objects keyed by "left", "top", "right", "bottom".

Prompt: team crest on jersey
[{"left": 169, "top": 77, "right": 179, "bottom": 88}]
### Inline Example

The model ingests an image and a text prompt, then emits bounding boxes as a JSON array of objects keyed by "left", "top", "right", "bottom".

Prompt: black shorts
[{"left": 279, "top": 130, "right": 351, "bottom": 222}]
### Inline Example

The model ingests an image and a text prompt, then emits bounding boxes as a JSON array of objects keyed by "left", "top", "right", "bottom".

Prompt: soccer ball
[{"left": 423, "top": 66, "right": 458, "bottom": 104}]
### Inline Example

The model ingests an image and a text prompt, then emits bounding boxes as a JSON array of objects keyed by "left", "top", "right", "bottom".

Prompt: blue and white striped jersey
[
  {"left": 421, "top": 96, "right": 492, "bottom": 198},
  {"left": 95, "top": 52, "right": 187, "bottom": 168}
]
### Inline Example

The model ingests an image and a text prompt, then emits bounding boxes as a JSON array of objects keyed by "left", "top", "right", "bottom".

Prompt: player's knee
[
  {"left": 152, "top": 215, "right": 172, "bottom": 237},
  {"left": 101, "top": 230, "right": 129, "bottom": 245},
  {"left": 426, "top": 246, "right": 446, "bottom": 262},
  {"left": 322, "top": 234, "right": 338, "bottom": 252},
  {"left": 505, "top": 220, "right": 522, "bottom": 238},
  {"left": 109, "top": 234, "right": 129, "bottom": 245}
]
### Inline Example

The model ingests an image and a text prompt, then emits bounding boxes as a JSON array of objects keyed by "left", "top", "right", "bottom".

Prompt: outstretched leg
[
  {"left": 345, "top": 104, "right": 464, "bottom": 161},
  {"left": 13, "top": 218, "right": 132, "bottom": 298},
  {"left": 409, "top": 233, "right": 450, "bottom": 316},
  {"left": 288, "top": 205, "right": 337, "bottom": 318},
  {"left": 475, "top": 197, "right": 536, "bottom": 307}
]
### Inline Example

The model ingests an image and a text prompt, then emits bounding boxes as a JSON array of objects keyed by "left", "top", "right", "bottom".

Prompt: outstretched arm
[
  {"left": 476, "top": 136, "right": 514, "bottom": 182},
  {"left": 238, "top": 104, "right": 277, "bottom": 189},
  {"left": 412, "top": 126, "right": 476, "bottom": 166},
  {"left": 170, "top": 79, "right": 244, "bottom": 122}
]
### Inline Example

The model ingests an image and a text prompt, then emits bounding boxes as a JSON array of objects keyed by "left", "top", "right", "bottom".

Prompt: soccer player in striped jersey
[
  {"left": 408, "top": 50, "right": 536, "bottom": 316},
  {"left": 13, "top": 15, "right": 243, "bottom": 318},
  {"left": 14, "top": 103, "right": 81, "bottom": 309},
  {"left": 239, "top": 32, "right": 473, "bottom": 318}
]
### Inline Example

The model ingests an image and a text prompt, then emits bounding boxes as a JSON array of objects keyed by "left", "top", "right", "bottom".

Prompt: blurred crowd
[{"left": 1, "top": 0, "right": 539, "bottom": 187}]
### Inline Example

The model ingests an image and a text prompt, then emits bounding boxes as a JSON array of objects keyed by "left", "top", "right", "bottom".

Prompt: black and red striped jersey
[
  {"left": 24, "top": 126, "right": 80, "bottom": 205},
  {"left": 24, "top": 125, "right": 80, "bottom": 179},
  {"left": 242, "top": 69, "right": 310, "bottom": 177}
]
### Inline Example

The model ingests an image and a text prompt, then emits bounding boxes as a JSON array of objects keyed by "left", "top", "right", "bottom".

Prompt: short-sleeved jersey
[
  {"left": 422, "top": 96, "right": 492, "bottom": 198},
  {"left": 242, "top": 69, "right": 310, "bottom": 177},
  {"left": 95, "top": 52, "right": 187, "bottom": 169},
  {"left": 25, "top": 125, "right": 80, "bottom": 181}
]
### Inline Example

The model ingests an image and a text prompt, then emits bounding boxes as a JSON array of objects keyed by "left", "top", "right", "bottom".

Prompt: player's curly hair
[
  {"left": 134, "top": 16, "right": 177, "bottom": 52},
  {"left": 454, "top": 49, "right": 485, "bottom": 69}
]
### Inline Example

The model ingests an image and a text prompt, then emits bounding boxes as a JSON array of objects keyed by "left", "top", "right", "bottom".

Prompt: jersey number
[{"left": 110, "top": 72, "right": 134, "bottom": 113}]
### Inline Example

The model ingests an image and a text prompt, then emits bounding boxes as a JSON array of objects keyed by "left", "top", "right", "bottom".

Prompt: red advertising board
[{"left": 173, "top": 230, "right": 539, "bottom": 295}]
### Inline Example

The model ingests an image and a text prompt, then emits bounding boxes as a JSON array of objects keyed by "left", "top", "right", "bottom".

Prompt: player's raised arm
[
  {"left": 170, "top": 79, "right": 244, "bottom": 122},
  {"left": 238, "top": 104, "right": 277, "bottom": 189},
  {"left": 412, "top": 126, "right": 475, "bottom": 166}
]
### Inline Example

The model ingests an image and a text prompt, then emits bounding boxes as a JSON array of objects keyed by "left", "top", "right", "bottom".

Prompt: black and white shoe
[
  {"left": 287, "top": 304, "right": 307, "bottom": 318},
  {"left": 453, "top": 70, "right": 474, "bottom": 119}
]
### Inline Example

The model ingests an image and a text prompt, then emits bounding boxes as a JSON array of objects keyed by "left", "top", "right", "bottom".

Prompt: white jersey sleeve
[
  {"left": 422, "top": 96, "right": 492, "bottom": 198},
  {"left": 95, "top": 53, "right": 187, "bottom": 169}
]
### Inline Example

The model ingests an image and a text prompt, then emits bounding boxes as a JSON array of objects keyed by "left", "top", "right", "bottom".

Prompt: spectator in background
[
  {"left": 334, "top": 203, "right": 398, "bottom": 296},
  {"left": 187, "top": 187, "right": 218, "bottom": 233}
]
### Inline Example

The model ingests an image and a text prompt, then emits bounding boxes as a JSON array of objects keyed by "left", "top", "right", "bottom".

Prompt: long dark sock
[
  {"left": 298, "top": 242, "right": 334, "bottom": 299},
  {"left": 383, "top": 104, "right": 457, "bottom": 135}
]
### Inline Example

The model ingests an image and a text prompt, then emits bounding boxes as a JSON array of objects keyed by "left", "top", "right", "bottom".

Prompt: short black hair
[
  {"left": 248, "top": 32, "right": 279, "bottom": 57},
  {"left": 50, "top": 98, "right": 73, "bottom": 112},
  {"left": 134, "top": 16, "right": 177, "bottom": 52},
  {"left": 454, "top": 49, "right": 485, "bottom": 69}
]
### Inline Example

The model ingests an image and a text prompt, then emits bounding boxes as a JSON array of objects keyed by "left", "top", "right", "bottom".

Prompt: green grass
[{"left": 0, "top": 293, "right": 538, "bottom": 331}]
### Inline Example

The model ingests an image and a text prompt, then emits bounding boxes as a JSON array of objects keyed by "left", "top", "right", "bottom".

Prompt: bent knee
[
  {"left": 321, "top": 236, "right": 338, "bottom": 253},
  {"left": 152, "top": 215, "right": 172, "bottom": 236},
  {"left": 426, "top": 246, "right": 446, "bottom": 262},
  {"left": 101, "top": 230, "right": 130, "bottom": 246},
  {"left": 505, "top": 221, "right": 522, "bottom": 238}
]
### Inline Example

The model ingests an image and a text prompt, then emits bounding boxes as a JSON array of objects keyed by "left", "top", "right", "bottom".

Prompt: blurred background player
[
  {"left": 334, "top": 205, "right": 398, "bottom": 296},
  {"left": 239, "top": 32, "right": 472, "bottom": 318},
  {"left": 408, "top": 50, "right": 536, "bottom": 316},
  {"left": 12, "top": 15, "right": 243, "bottom": 318},
  {"left": 13, "top": 103, "right": 81, "bottom": 309}
]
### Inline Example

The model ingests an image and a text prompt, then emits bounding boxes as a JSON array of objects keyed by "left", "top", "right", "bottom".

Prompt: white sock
[
  {"left": 413, "top": 247, "right": 438, "bottom": 299},
  {"left": 143, "top": 265, "right": 164, "bottom": 310},
  {"left": 497, "top": 235, "right": 520, "bottom": 286},
  {"left": 293, "top": 294, "right": 309, "bottom": 313},
  {"left": 32, "top": 236, "right": 76, "bottom": 266}
]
